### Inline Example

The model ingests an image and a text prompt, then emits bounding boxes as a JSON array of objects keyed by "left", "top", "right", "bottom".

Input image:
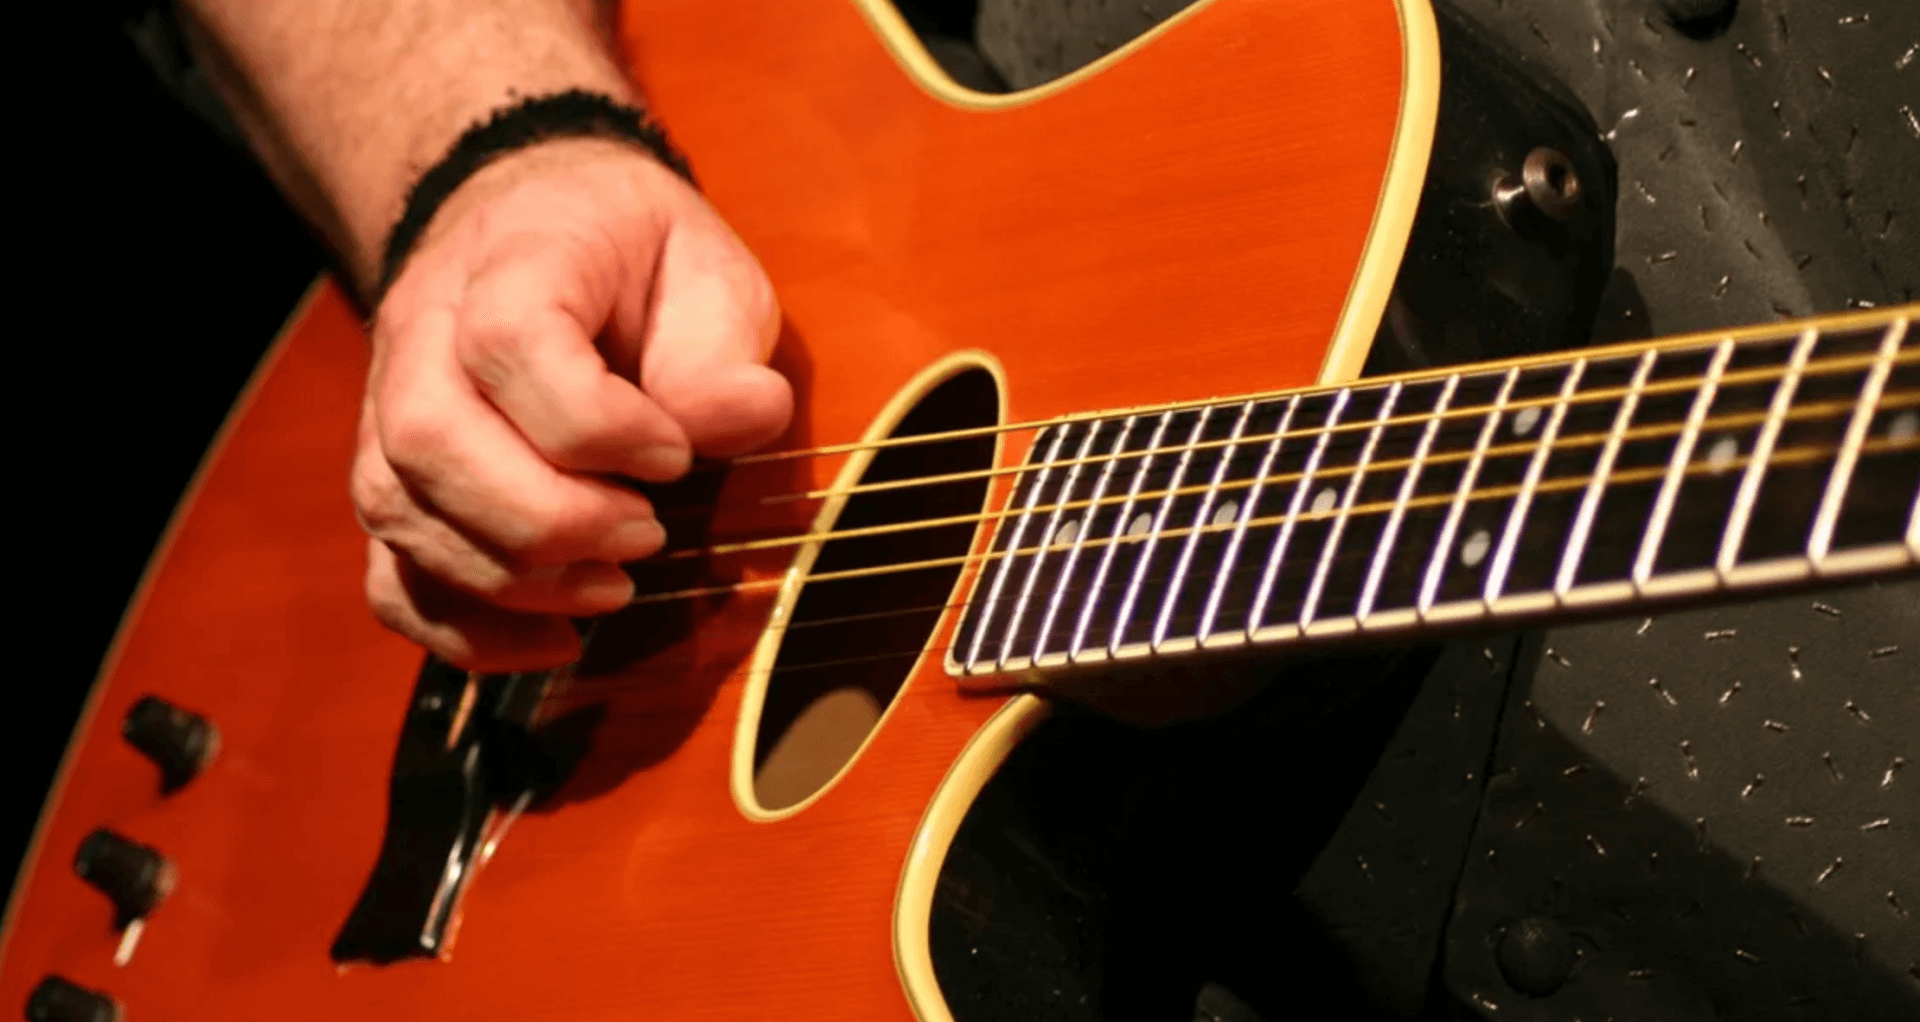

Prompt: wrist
[
  {"left": 179, "top": 0, "right": 643, "bottom": 292},
  {"left": 376, "top": 92, "right": 693, "bottom": 305}
]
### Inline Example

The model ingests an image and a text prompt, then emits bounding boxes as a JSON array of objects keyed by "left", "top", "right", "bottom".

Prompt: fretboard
[{"left": 947, "top": 305, "right": 1920, "bottom": 678}]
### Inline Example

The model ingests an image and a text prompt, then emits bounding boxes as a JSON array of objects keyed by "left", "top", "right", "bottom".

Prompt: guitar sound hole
[{"left": 752, "top": 366, "right": 1000, "bottom": 810}]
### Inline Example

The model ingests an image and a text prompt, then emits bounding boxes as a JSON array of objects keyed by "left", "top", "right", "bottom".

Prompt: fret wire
[
  {"left": 1301, "top": 382, "right": 1403, "bottom": 627},
  {"left": 1716, "top": 328, "right": 1820, "bottom": 575},
  {"left": 1555, "top": 349, "right": 1657, "bottom": 597},
  {"left": 995, "top": 420, "right": 1103, "bottom": 670},
  {"left": 1907, "top": 481, "right": 1919, "bottom": 553},
  {"left": 1032, "top": 415, "right": 1138, "bottom": 664},
  {"left": 1808, "top": 317, "right": 1909, "bottom": 562},
  {"left": 1197, "top": 394, "right": 1302, "bottom": 643},
  {"left": 1418, "top": 368, "right": 1520, "bottom": 615},
  {"left": 699, "top": 366, "right": 1918, "bottom": 565},
  {"left": 1069, "top": 411, "right": 1175, "bottom": 662},
  {"left": 1151, "top": 400, "right": 1256, "bottom": 649},
  {"left": 1484, "top": 360, "right": 1588, "bottom": 604},
  {"left": 963, "top": 424, "right": 1072, "bottom": 672},
  {"left": 1632, "top": 339, "right": 1737, "bottom": 588},
  {"left": 938, "top": 311, "right": 1920, "bottom": 670},
  {"left": 1109, "top": 406, "right": 1217, "bottom": 655},
  {"left": 1358, "top": 374, "right": 1459, "bottom": 621},
  {"left": 640, "top": 429, "right": 1910, "bottom": 615},
  {"left": 1247, "top": 388, "right": 1354, "bottom": 634}
]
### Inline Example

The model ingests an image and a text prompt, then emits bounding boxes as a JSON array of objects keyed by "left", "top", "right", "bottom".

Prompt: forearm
[{"left": 177, "top": 0, "right": 633, "bottom": 292}]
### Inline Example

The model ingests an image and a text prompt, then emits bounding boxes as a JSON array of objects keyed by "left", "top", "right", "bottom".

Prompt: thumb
[{"left": 634, "top": 207, "right": 793, "bottom": 459}]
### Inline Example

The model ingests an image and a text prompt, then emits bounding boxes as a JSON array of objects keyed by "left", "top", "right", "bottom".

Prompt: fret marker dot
[
  {"left": 1310, "top": 487, "right": 1338, "bottom": 515},
  {"left": 1461, "top": 529, "right": 1492, "bottom": 568},
  {"left": 1890, "top": 410, "right": 1919, "bottom": 444},
  {"left": 1706, "top": 435, "right": 1739, "bottom": 474},
  {"left": 1212, "top": 500, "right": 1239, "bottom": 527},
  {"left": 1512, "top": 405, "right": 1542, "bottom": 437},
  {"left": 1126, "top": 512, "right": 1152, "bottom": 539},
  {"left": 1052, "top": 519, "right": 1078, "bottom": 547}
]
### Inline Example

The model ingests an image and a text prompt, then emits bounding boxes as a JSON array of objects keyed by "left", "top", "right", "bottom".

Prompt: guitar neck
[{"left": 949, "top": 305, "right": 1920, "bottom": 678}]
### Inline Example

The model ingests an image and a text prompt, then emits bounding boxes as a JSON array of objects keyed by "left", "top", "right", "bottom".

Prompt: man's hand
[
  {"left": 178, "top": 0, "right": 790, "bottom": 669},
  {"left": 352, "top": 138, "right": 792, "bottom": 670}
]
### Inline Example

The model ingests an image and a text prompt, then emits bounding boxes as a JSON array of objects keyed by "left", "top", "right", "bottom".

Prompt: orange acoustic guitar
[{"left": 4, "top": 0, "right": 1916, "bottom": 1019}]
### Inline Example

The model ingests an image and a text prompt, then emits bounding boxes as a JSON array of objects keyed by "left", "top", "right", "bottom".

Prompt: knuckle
[
  {"left": 393, "top": 519, "right": 521, "bottom": 602},
  {"left": 455, "top": 285, "right": 541, "bottom": 374},
  {"left": 456, "top": 310, "right": 522, "bottom": 373},
  {"left": 349, "top": 461, "right": 408, "bottom": 534},
  {"left": 538, "top": 418, "right": 620, "bottom": 468},
  {"left": 496, "top": 502, "right": 589, "bottom": 561},
  {"left": 453, "top": 557, "right": 517, "bottom": 601},
  {"left": 377, "top": 404, "right": 454, "bottom": 479},
  {"left": 498, "top": 511, "right": 564, "bottom": 560}
]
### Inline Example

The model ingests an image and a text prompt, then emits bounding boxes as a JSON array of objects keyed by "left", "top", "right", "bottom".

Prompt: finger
[
  {"left": 629, "top": 202, "right": 794, "bottom": 458},
  {"left": 351, "top": 411, "right": 636, "bottom": 615},
  {"left": 375, "top": 304, "right": 667, "bottom": 567},
  {"left": 455, "top": 232, "right": 695, "bottom": 481},
  {"left": 364, "top": 539, "right": 583, "bottom": 672}
]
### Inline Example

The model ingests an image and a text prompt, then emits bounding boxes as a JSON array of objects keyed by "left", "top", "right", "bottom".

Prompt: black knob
[
  {"left": 121, "top": 695, "right": 217, "bottom": 792},
  {"left": 1497, "top": 915, "right": 1576, "bottom": 996},
  {"left": 73, "top": 829, "right": 174, "bottom": 926},
  {"left": 24, "top": 975, "right": 121, "bottom": 1022}
]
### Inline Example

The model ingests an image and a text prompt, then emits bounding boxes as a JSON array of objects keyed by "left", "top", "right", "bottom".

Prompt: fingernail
[
  {"left": 610, "top": 517, "right": 666, "bottom": 558},
  {"left": 563, "top": 562, "right": 635, "bottom": 611},
  {"left": 633, "top": 444, "right": 692, "bottom": 481}
]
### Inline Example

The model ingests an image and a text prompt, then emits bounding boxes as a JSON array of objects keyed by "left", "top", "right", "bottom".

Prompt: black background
[{"left": 8, "top": 11, "right": 323, "bottom": 901}]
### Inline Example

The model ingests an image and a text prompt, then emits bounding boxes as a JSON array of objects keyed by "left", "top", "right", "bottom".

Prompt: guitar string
[
  {"left": 711, "top": 315, "right": 1911, "bottom": 470},
  {"left": 644, "top": 341, "right": 1915, "bottom": 522},
  {"left": 653, "top": 388, "right": 1920, "bottom": 563},
  {"left": 552, "top": 313, "right": 1915, "bottom": 687},
  {"left": 553, "top": 429, "right": 1918, "bottom": 693},
  {"left": 707, "top": 346, "right": 1915, "bottom": 522},
  {"left": 625, "top": 429, "right": 1920, "bottom": 609}
]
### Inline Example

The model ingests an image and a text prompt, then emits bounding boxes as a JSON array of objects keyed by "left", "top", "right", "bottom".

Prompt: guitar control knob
[
  {"left": 121, "top": 695, "right": 217, "bottom": 792},
  {"left": 73, "top": 829, "right": 174, "bottom": 926},
  {"left": 1492, "top": 147, "right": 1583, "bottom": 226},
  {"left": 25, "top": 975, "right": 121, "bottom": 1022}
]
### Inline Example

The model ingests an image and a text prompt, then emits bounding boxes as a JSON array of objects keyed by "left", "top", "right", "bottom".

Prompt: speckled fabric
[{"left": 972, "top": 0, "right": 1918, "bottom": 1017}]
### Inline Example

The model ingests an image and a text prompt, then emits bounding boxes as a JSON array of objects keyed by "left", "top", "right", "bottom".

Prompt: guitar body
[{"left": 3, "top": 1, "right": 1432, "bottom": 1018}]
